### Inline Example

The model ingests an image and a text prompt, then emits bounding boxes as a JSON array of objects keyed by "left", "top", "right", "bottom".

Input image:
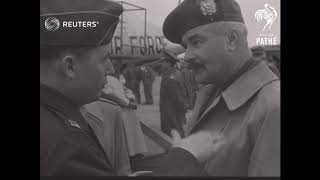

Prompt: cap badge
[{"left": 200, "top": 0, "right": 216, "bottom": 16}]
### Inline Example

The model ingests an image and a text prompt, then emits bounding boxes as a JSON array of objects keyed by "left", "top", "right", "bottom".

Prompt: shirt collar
[{"left": 221, "top": 62, "right": 279, "bottom": 111}]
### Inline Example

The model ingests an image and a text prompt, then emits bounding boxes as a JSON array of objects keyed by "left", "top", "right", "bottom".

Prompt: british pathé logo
[
  {"left": 200, "top": 0, "right": 216, "bottom": 16},
  {"left": 44, "top": 17, "right": 99, "bottom": 31},
  {"left": 254, "top": 4, "right": 279, "bottom": 46},
  {"left": 45, "top": 17, "right": 60, "bottom": 31},
  {"left": 255, "top": 4, "right": 278, "bottom": 31}
]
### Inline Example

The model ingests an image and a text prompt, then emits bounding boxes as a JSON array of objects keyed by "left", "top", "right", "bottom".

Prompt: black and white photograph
[{"left": 40, "top": 0, "right": 280, "bottom": 177}]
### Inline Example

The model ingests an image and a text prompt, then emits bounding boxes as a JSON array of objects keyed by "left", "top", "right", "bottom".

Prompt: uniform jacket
[
  {"left": 40, "top": 83, "right": 207, "bottom": 176},
  {"left": 40, "top": 84, "right": 115, "bottom": 176},
  {"left": 186, "top": 62, "right": 280, "bottom": 176}
]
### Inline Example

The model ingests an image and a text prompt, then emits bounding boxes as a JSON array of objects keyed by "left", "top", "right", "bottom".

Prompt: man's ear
[
  {"left": 226, "top": 29, "right": 240, "bottom": 51},
  {"left": 61, "top": 55, "right": 77, "bottom": 79}
]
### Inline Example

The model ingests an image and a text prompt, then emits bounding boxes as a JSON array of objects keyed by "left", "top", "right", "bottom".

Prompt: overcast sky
[{"left": 119, "top": 0, "right": 280, "bottom": 47}]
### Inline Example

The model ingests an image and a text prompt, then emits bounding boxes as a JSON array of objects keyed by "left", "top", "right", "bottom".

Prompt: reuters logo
[{"left": 45, "top": 17, "right": 60, "bottom": 31}]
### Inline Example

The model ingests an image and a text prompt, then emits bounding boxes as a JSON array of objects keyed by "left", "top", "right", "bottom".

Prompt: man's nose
[{"left": 184, "top": 49, "right": 195, "bottom": 63}]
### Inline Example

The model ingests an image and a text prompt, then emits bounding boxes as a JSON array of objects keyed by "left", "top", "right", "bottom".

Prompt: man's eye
[{"left": 191, "top": 40, "right": 201, "bottom": 46}]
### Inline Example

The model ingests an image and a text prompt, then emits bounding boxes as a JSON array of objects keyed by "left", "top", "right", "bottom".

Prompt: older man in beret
[
  {"left": 163, "top": 0, "right": 280, "bottom": 176},
  {"left": 40, "top": 0, "right": 225, "bottom": 176}
]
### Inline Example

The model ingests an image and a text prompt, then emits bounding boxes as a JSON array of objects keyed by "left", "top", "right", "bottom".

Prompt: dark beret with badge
[
  {"left": 40, "top": 0, "right": 123, "bottom": 47},
  {"left": 163, "top": 0, "right": 244, "bottom": 44}
]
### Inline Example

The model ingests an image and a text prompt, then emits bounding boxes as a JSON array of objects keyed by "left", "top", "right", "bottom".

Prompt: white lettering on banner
[{"left": 62, "top": 21, "right": 99, "bottom": 28}]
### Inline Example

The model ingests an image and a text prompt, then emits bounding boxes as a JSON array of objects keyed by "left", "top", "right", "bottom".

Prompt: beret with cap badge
[{"left": 163, "top": 0, "right": 244, "bottom": 44}]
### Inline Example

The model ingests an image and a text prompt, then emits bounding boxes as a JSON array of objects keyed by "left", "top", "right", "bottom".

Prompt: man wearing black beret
[
  {"left": 163, "top": 0, "right": 280, "bottom": 176},
  {"left": 40, "top": 0, "right": 225, "bottom": 176}
]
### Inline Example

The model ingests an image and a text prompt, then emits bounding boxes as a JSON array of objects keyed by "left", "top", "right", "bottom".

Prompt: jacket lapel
[{"left": 186, "top": 84, "right": 217, "bottom": 134}]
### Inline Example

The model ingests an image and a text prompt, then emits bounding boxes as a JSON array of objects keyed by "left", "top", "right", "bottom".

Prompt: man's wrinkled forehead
[{"left": 182, "top": 23, "right": 217, "bottom": 46}]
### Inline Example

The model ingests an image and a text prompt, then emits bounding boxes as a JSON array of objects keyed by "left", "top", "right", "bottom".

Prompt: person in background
[
  {"left": 179, "top": 60, "right": 199, "bottom": 133},
  {"left": 251, "top": 46, "right": 280, "bottom": 78},
  {"left": 140, "top": 65, "right": 156, "bottom": 105},
  {"left": 132, "top": 65, "right": 143, "bottom": 104},
  {"left": 123, "top": 62, "right": 138, "bottom": 95},
  {"left": 159, "top": 51, "right": 188, "bottom": 138}
]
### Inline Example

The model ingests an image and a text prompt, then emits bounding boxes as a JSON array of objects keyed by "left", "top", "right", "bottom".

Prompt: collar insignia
[{"left": 68, "top": 120, "right": 81, "bottom": 129}]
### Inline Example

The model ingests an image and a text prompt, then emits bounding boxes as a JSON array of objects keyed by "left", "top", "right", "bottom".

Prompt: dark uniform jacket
[
  {"left": 40, "top": 83, "right": 206, "bottom": 176},
  {"left": 40, "top": 84, "right": 114, "bottom": 176}
]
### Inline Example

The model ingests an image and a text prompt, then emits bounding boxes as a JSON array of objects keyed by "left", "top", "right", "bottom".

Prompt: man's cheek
[{"left": 195, "top": 69, "right": 209, "bottom": 83}]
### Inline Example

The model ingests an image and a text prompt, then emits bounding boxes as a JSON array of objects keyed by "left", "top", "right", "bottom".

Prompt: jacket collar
[
  {"left": 221, "top": 61, "right": 279, "bottom": 111},
  {"left": 40, "top": 83, "right": 80, "bottom": 119},
  {"left": 187, "top": 61, "right": 279, "bottom": 134}
]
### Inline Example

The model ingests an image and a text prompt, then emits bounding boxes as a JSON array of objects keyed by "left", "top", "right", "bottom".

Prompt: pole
[
  {"left": 120, "top": 1, "right": 123, "bottom": 51},
  {"left": 144, "top": 9, "right": 147, "bottom": 53}
]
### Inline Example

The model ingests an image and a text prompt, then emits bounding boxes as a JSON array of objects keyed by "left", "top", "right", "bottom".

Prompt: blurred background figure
[
  {"left": 123, "top": 62, "right": 138, "bottom": 99},
  {"left": 111, "top": 59, "right": 123, "bottom": 79},
  {"left": 178, "top": 59, "right": 198, "bottom": 133},
  {"left": 178, "top": 56, "right": 198, "bottom": 111},
  {"left": 159, "top": 51, "right": 188, "bottom": 138},
  {"left": 251, "top": 46, "right": 280, "bottom": 78},
  {"left": 140, "top": 65, "right": 156, "bottom": 105},
  {"left": 132, "top": 65, "right": 144, "bottom": 104}
]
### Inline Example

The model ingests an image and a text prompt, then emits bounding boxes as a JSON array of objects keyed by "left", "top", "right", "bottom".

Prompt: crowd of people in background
[{"left": 107, "top": 51, "right": 199, "bottom": 139}]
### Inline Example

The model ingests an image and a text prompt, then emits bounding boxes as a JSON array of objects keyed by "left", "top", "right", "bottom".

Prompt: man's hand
[{"left": 171, "top": 129, "right": 225, "bottom": 162}]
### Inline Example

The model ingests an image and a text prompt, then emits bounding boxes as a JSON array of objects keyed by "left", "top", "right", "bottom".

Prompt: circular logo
[{"left": 45, "top": 17, "right": 60, "bottom": 31}]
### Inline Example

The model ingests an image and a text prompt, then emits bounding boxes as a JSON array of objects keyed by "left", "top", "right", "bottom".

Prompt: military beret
[
  {"left": 163, "top": 0, "right": 244, "bottom": 44},
  {"left": 40, "top": 0, "right": 123, "bottom": 47}
]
